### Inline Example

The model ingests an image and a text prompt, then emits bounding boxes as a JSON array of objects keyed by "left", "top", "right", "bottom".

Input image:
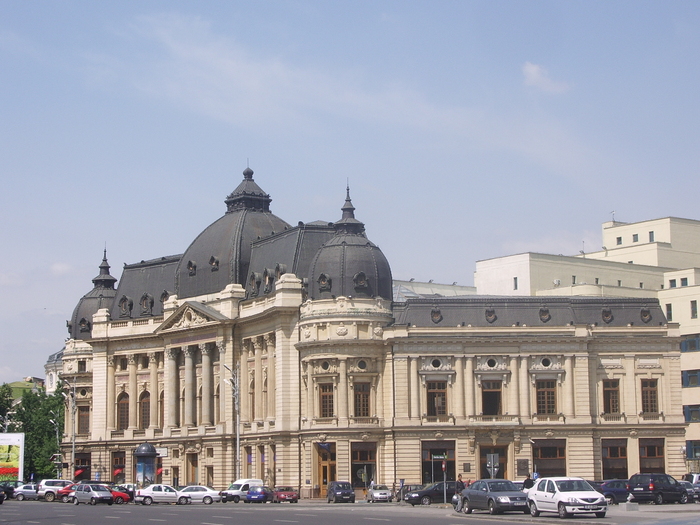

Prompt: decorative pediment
[{"left": 156, "top": 301, "right": 228, "bottom": 334}]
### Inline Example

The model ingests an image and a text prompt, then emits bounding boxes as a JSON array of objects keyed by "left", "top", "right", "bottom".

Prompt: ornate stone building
[{"left": 52, "top": 168, "right": 686, "bottom": 496}]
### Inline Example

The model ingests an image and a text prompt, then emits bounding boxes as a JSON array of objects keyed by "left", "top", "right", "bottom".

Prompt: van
[
  {"left": 683, "top": 473, "right": 700, "bottom": 485},
  {"left": 221, "top": 478, "right": 263, "bottom": 503}
]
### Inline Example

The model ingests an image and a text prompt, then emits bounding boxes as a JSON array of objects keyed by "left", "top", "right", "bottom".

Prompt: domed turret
[
  {"left": 67, "top": 250, "right": 118, "bottom": 340},
  {"left": 176, "top": 168, "right": 291, "bottom": 298},
  {"left": 307, "top": 188, "right": 392, "bottom": 301}
]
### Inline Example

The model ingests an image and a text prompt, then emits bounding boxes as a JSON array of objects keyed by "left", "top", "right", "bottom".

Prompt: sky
[{"left": 1, "top": 1, "right": 700, "bottom": 383}]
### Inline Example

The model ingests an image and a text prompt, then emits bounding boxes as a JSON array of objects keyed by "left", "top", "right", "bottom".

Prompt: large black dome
[
  {"left": 307, "top": 189, "right": 392, "bottom": 301},
  {"left": 176, "top": 169, "right": 291, "bottom": 299}
]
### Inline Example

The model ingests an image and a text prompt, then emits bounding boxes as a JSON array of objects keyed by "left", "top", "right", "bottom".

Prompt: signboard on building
[{"left": 0, "top": 433, "right": 24, "bottom": 482}]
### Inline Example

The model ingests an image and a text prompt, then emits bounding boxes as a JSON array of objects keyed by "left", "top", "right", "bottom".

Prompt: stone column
[
  {"left": 128, "top": 354, "right": 138, "bottom": 429},
  {"left": 454, "top": 356, "right": 465, "bottom": 419},
  {"left": 306, "top": 361, "right": 314, "bottom": 419},
  {"left": 338, "top": 358, "right": 348, "bottom": 420},
  {"left": 184, "top": 346, "right": 195, "bottom": 427},
  {"left": 200, "top": 343, "right": 213, "bottom": 426},
  {"left": 107, "top": 356, "right": 115, "bottom": 430},
  {"left": 564, "top": 356, "right": 574, "bottom": 418},
  {"left": 165, "top": 346, "right": 180, "bottom": 428},
  {"left": 376, "top": 360, "right": 384, "bottom": 420},
  {"left": 519, "top": 356, "right": 530, "bottom": 417},
  {"left": 265, "top": 334, "right": 276, "bottom": 419},
  {"left": 410, "top": 357, "right": 420, "bottom": 419},
  {"left": 240, "top": 340, "right": 250, "bottom": 422},
  {"left": 148, "top": 352, "right": 159, "bottom": 428},
  {"left": 509, "top": 356, "right": 520, "bottom": 417},
  {"left": 465, "top": 357, "right": 475, "bottom": 417},
  {"left": 217, "top": 340, "right": 226, "bottom": 425},
  {"left": 254, "top": 337, "right": 263, "bottom": 422}
]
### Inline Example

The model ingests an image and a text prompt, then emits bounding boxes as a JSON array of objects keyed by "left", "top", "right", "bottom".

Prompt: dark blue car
[
  {"left": 246, "top": 485, "right": 273, "bottom": 503},
  {"left": 598, "top": 479, "right": 629, "bottom": 504}
]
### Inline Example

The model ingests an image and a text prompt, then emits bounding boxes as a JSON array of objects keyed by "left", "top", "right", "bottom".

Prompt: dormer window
[
  {"left": 187, "top": 260, "right": 197, "bottom": 276},
  {"left": 318, "top": 273, "right": 332, "bottom": 292},
  {"left": 209, "top": 256, "right": 219, "bottom": 271}
]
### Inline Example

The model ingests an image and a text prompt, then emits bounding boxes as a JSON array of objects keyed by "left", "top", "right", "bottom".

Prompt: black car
[
  {"left": 0, "top": 482, "right": 17, "bottom": 500},
  {"left": 627, "top": 473, "right": 687, "bottom": 504},
  {"left": 405, "top": 481, "right": 458, "bottom": 506},
  {"left": 326, "top": 481, "right": 355, "bottom": 503},
  {"left": 459, "top": 479, "right": 529, "bottom": 514}
]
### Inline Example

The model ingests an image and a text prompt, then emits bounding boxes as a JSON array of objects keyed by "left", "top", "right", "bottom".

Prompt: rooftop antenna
[{"left": 611, "top": 210, "right": 615, "bottom": 222}]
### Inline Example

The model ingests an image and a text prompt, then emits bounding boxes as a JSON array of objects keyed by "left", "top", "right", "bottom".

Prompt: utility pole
[
  {"left": 224, "top": 363, "right": 241, "bottom": 481},
  {"left": 62, "top": 379, "right": 77, "bottom": 480}
]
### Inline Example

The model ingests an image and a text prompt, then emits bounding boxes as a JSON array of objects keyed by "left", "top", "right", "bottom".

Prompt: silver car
[
  {"left": 72, "top": 484, "right": 114, "bottom": 505},
  {"left": 134, "top": 484, "right": 190, "bottom": 505},
  {"left": 178, "top": 485, "right": 222, "bottom": 504},
  {"left": 367, "top": 484, "right": 393, "bottom": 503},
  {"left": 14, "top": 484, "right": 40, "bottom": 501}
]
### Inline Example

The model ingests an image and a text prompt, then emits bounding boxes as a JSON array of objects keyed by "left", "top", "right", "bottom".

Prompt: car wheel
[
  {"left": 115, "top": 496, "right": 124, "bottom": 504},
  {"left": 45, "top": 492, "right": 55, "bottom": 502},
  {"left": 595, "top": 512, "right": 606, "bottom": 518},
  {"left": 558, "top": 502, "right": 570, "bottom": 518},
  {"left": 605, "top": 494, "right": 615, "bottom": 505},
  {"left": 680, "top": 492, "right": 688, "bottom": 504},
  {"left": 529, "top": 501, "right": 540, "bottom": 517},
  {"left": 453, "top": 497, "right": 462, "bottom": 512},
  {"left": 16, "top": 494, "right": 25, "bottom": 501},
  {"left": 655, "top": 493, "right": 664, "bottom": 505},
  {"left": 73, "top": 497, "right": 79, "bottom": 505},
  {"left": 463, "top": 499, "right": 473, "bottom": 514},
  {"left": 143, "top": 496, "right": 153, "bottom": 506},
  {"left": 178, "top": 496, "right": 188, "bottom": 505},
  {"left": 61, "top": 495, "right": 70, "bottom": 503},
  {"left": 203, "top": 496, "right": 213, "bottom": 505},
  {"left": 420, "top": 495, "right": 431, "bottom": 506},
  {"left": 90, "top": 497, "right": 97, "bottom": 505},
  {"left": 489, "top": 499, "right": 499, "bottom": 515},
  {"left": 233, "top": 495, "right": 240, "bottom": 503}
]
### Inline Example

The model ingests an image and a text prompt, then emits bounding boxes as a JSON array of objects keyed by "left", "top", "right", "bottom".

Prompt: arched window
[
  {"left": 139, "top": 391, "right": 151, "bottom": 429},
  {"left": 117, "top": 393, "right": 129, "bottom": 430}
]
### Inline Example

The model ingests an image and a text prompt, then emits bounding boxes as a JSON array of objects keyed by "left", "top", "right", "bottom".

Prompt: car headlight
[
  {"left": 496, "top": 496, "right": 510, "bottom": 503},
  {"left": 409, "top": 493, "right": 418, "bottom": 497}
]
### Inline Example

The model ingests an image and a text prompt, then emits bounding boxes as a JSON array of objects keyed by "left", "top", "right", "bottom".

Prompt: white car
[
  {"left": 527, "top": 477, "right": 607, "bottom": 518},
  {"left": 178, "top": 485, "right": 222, "bottom": 504},
  {"left": 134, "top": 484, "right": 190, "bottom": 505},
  {"left": 367, "top": 484, "right": 393, "bottom": 503}
]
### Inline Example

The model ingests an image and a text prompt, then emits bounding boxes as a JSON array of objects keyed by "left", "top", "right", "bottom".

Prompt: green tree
[
  {"left": 12, "top": 389, "right": 64, "bottom": 480},
  {"left": 0, "top": 383, "right": 12, "bottom": 420}
]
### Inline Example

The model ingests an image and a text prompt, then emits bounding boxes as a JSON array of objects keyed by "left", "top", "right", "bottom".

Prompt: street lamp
[
  {"left": 223, "top": 363, "right": 240, "bottom": 481},
  {"left": 0, "top": 412, "right": 15, "bottom": 433},
  {"left": 61, "top": 379, "right": 77, "bottom": 480},
  {"left": 49, "top": 413, "right": 61, "bottom": 479}
]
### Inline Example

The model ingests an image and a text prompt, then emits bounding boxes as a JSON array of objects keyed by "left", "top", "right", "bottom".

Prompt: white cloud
[
  {"left": 50, "top": 263, "right": 73, "bottom": 276},
  {"left": 522, "top": 61, "right": 571, "bottom": 94}
]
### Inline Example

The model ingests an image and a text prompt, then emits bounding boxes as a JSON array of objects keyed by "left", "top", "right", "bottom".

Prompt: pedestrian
[
  {"left": 456, "top": 474, "right": 465, "bottom": 492},
  {"left": 523, "top": 473, "right": 535, "bottom": 490}
]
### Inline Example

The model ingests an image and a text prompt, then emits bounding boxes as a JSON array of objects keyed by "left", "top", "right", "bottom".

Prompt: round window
[
  {"left": 357, "top": 360, "right": 367, "bottom": 370},
  {"left": 486, "top": 358, "right": 497, "bottom": 368},
  {"left": 431, "top": 359, "right": 441, "bottom": 369},
  {"left": 321, "top": 361, "right": 330, "bottom": 371},
  {"left": 80, "top": 389, "right": 88, "bottom": 397},
  {"left": 541, "top": 358, "right": 551, "bottom": 368}
]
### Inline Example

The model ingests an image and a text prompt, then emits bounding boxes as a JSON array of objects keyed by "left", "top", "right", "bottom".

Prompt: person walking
[{"left": 523, "top": 473, "right": 535, "bottom": 490}]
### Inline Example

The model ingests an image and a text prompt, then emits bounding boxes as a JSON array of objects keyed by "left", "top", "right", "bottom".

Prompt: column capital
[
  {"left": 147, "top": 351, "right": 158, "bottom": 361},
  {"left": 216, "top": 340, "right": 226, "bottom": 355},
  {"left": 107, "top": 355, "right": 115, "bottom": 367},
  {"left": 165, "top": 346, "right": 180, "bottom": 360},
  {"left": 127, "top": 354, "right": 137, "bottom": 365},
  {"left": 183, "top": 346, "right": 196, "bottom": 358},
  {"left": 199, "top": 342, "right": 211, "bottom": 355}
]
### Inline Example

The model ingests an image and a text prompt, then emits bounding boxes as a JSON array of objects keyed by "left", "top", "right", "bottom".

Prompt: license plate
[
  {"left": 634, "top": 488, "right": 643, "bottom": 491},
  {"left": 583, "top": 505, "right": 596, "bottom": 510}
]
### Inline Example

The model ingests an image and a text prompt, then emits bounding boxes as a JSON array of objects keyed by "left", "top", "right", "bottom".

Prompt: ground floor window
[
  {"left": 112, "top": 451, "right": 126, "bottom": 484},
  {"left": 421, "top": 440, "right": 455, "bottom": 484},
  {"left": 639, "top": 438, "right": 664, "bottom": 473},
  {"left": 479, "top": 446, "right": 507, "bottom": 479},
  {"left": 75, "top": 453, "right": 91, "bottom": 481},
  {"left": 351, "top": 442, "right": 376, "bottom": 489},
  {"left": 601, "top": 438, "right": 628, "bottom": 479},
  {"left": 532, "top": 439, "right": 566, "bottom": 477},
  {"left": 317, "top": 442, "right": 336, "bottom": 495}
]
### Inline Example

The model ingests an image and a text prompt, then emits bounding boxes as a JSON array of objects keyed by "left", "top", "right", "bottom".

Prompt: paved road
[{"left": 3, "top": 499, "right": 700, "bottom": 525}]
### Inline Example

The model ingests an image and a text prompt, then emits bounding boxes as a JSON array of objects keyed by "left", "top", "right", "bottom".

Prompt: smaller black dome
[
  {"left": 308, "top": 188, "right": 392, "bottom": 301},
  {"left": 67, "top": 250, "right": 117, "bottom": 340},
  {"left": 134, "top": 442, "right": 158, "bottom": 457}
]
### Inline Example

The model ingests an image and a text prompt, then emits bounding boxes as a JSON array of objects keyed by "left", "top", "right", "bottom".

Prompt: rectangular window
[
  {"left": 571, "top": 275, "right": 576, "bottom": 285},
  {"left": 513, "top": 277, "right": 518, "bottom": 290},
  {"left": 684, "top": 405, "right": 700, "bottom": 422},
  {"left": 639, "top": 282, "right": 644, "bottom": 289},
  {"left": 666, "top": 303, "right": 673, "bottom": 322},
  {"left": 649, "top": 231, "right": 655, "bottom": 242},
  {"left": 427, "top": 381, "right": 447, "bottom": 416},
  {"left": 681, "top": 336, "right": 700, "bottom": 352},
  {"left": 632, "top": 234, "right": 639, "bottom": 242},
  {"left": 617, "top": 280, "right": 622, "bottom": 286},
  {"left": 616, "top": 236, "right": 622, "bottom": 245},
  {"left": 536, "top": 380, "right": 557, "bottom": 415},
  {"left": 77, "top": 360, "right": 86, "bottom": 373},
  {"left": 682, "top": 370, "right": 700, "bottom": 387},
  {"left": 682, "top": 277, "right": 689, "bottom": 287},
  {"left": 603, "top": 379, "right": 620, "bottom": 414},
  {"left": 687, "top": 440, "right": 700, "bottom": 459},
  {"left": 670, "top": 279, "right": 677, "bottom": 288},
  {"left": 319, "top": 383, "right": 334, "bottom": 418},
  {"left": 595, "top": 278, "right": 599, "bottom": 285},
  {"left": 354, "top": 382, "right": 371, "bottom": 418},
  {"left": 78, "top": 406, "right": 90, "bottom": 434},
  {"left": 692, "top": 301, "right": 698, "bottom": 319},
  {"left": 641, "top": 379, "right": 658, "bottom": 413},
  {"left": 481, "top": 380, "right": 502, "bottom": 416}
]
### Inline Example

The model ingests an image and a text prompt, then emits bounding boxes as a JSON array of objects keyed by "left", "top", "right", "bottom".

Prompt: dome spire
[
  {"left": 334, "top": 185, "right": 365, "bottom": 235},
  {"left": 225, "top": 166, "right": 273, "bottom": 213},
  {"left": 92, "top": 248, "right": 117, "bottom": 289}
]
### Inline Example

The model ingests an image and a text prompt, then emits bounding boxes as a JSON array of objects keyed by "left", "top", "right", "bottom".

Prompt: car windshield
[
  {"left": 276, "top": 487, "right": 294, "bottom": 492},
  {"left": 228, "top": 484, "right": 242, "bottom": 490},
  {"left": 556, "top": 479, "right": 595, "bottom": 492},
  {"left": 335, "top": 482, "right": 352, "bottom": 490},
  {"left": 487, "top": 481, "right": 518, "bottom": 492},
  {"left": 373, "top": 485, "right": 388, "bottom": 490}
]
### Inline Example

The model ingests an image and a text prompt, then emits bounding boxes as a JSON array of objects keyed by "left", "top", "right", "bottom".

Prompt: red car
[
  {"left": 57, "top": 484, "right": 77, "bottom": 503},
  {"left": 107, "top": 486, "right": 131, "bottom": 504},
  {"left": 273, "top": 486, "right": 299, "bottom": 503}
]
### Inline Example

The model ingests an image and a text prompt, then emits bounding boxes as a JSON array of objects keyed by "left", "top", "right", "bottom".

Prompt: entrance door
[
  {"left": 479, "top": 446, "right": 507, "bottom": 479},
  {"left": 317, "top": 443, "right": 336, "bottom": 496},
  {"left": 187, "top": 453, "right": 198, "bottom": 485}
]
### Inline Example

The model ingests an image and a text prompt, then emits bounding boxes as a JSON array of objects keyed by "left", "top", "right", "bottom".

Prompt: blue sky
[{"left": 1, "top": 1, "right": 699, "bottom": 382}]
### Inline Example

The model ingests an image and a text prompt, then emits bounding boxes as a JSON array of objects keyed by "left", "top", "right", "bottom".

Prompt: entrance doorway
[
  {"left": 421, "top": 441, "right": 456, "bottom": 484},
  {"left": 317, "top": 443, "right": 336, "bottom": 496},
  {"left": 186, "top": 453, "right": 198, "bottom": 485},
  {"left": 479, "top": 446, "right": 507, "bottom": 479}
]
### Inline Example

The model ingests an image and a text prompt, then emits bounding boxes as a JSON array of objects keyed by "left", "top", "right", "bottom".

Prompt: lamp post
[
  {"left": 49, "top": 411, "right": 61, "bottom": 478},
  {"left": 0, "top": 412, "right": 14, "bottom": 432},
  {"left": 62, "top": 379, "right": 77, "bottom": 480},
  {"left": 223, "top": 363, "right": 240, "bottom": 481}
]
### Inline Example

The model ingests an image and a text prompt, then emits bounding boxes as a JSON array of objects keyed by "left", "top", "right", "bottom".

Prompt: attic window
[
  {"left": 187, "top": 261, "right": 197, "bottom": 276},
  {"left": 140, "top": 293, "right": 154, "bottom": 316},
  {"left": 353, "top": 272, "right": 369, "bottom": 290},
  {"left": 160, "top": 290, "right": 170, "bottom": 304},
  {"left": 318, "top": 273, "right": 332, "bottom": 292},
  {"left": 78, "top": 360, "right": 86, "bottom": 373},
  {"left": 209, "top": 256, "right": 219, "bottom": 271},
  {"left": 118, "top": 296, "right": 133, "bottom": 318},
  {"left": 78, "top": 318, "right": 91, "bottom": 333}
]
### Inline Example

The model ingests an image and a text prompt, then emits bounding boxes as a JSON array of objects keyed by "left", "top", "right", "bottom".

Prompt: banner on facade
[{"left": 0, "top": 433, "right": 24, "bottom": 482}]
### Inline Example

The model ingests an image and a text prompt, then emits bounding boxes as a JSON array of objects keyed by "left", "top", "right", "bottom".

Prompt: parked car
[
  {"left": 114, "top": 484, "right": 135, "bottom": 501},
  {"left": 326, "top": 481, "right": 355, "bottom": 503},
  {"left": 14, "top": 484, "right": 40, "bottom": 501},
  {"left": 405, "top": 481, "right": 458, "bottom": 506},
  {"left": 246, "top": 485, "right": 274, "bottom": 503},
  {"left": 627, "top": 473, "right": 688, "bottom": 504},
  {"left": 0, "top": 490, "right": 4, "bottom": 504},
  {"left": 511, "top": 481, "right": 525, "bottom": 491},
  {"left": 71, "top": 483, "right": 114, "bottom": 505},
  {"left": 366, "top": 484, "right": 393, "bottom": 503},
  {"left": 527, "top": 477, "right": 607, "bottom": 518},
  {"left": 679, "top": 481, "right": 698, "bottom": 502},
  {"left": 108, "top": 486, "right": 131, "bottom": 504},
  {"left": 134, "top": 484, "right": 190, "bottom": 505},
  {"left": 221, "top": 478, "right": 263, "bottom": 503},
  {"left": 179, "top": 485, "right": 222, "bottom": 504},
  {"left": 37, "top": 479, "right": 73, "bottom": 502},
  {"left": 597, "top": 479, "right": 629, "bottom": 505},
  {"left": 57, "top": 483, "right": 77, "bottom": 503},
  {"left": 0, "top": 482, "right": 16, "bottom": 500},
  {"left": 459, "top": 479, "right": 529, "bottom": 514},
  {"left": 272, "top": 486, "right": 300, "bottom": 503},
  {"left": 397, "top": 483, "right": 424, "bottom": 502},
  {"left": 684, "top": 473, "right": 700, "bottom": 485}
]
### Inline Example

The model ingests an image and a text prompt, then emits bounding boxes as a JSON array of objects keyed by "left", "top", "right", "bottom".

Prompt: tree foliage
[
  {"left": 0, "top": 383, "right": 12, "bottom": 420},
  {"left": 12, "top": 389, "right": 64, "bottom": 481}
]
